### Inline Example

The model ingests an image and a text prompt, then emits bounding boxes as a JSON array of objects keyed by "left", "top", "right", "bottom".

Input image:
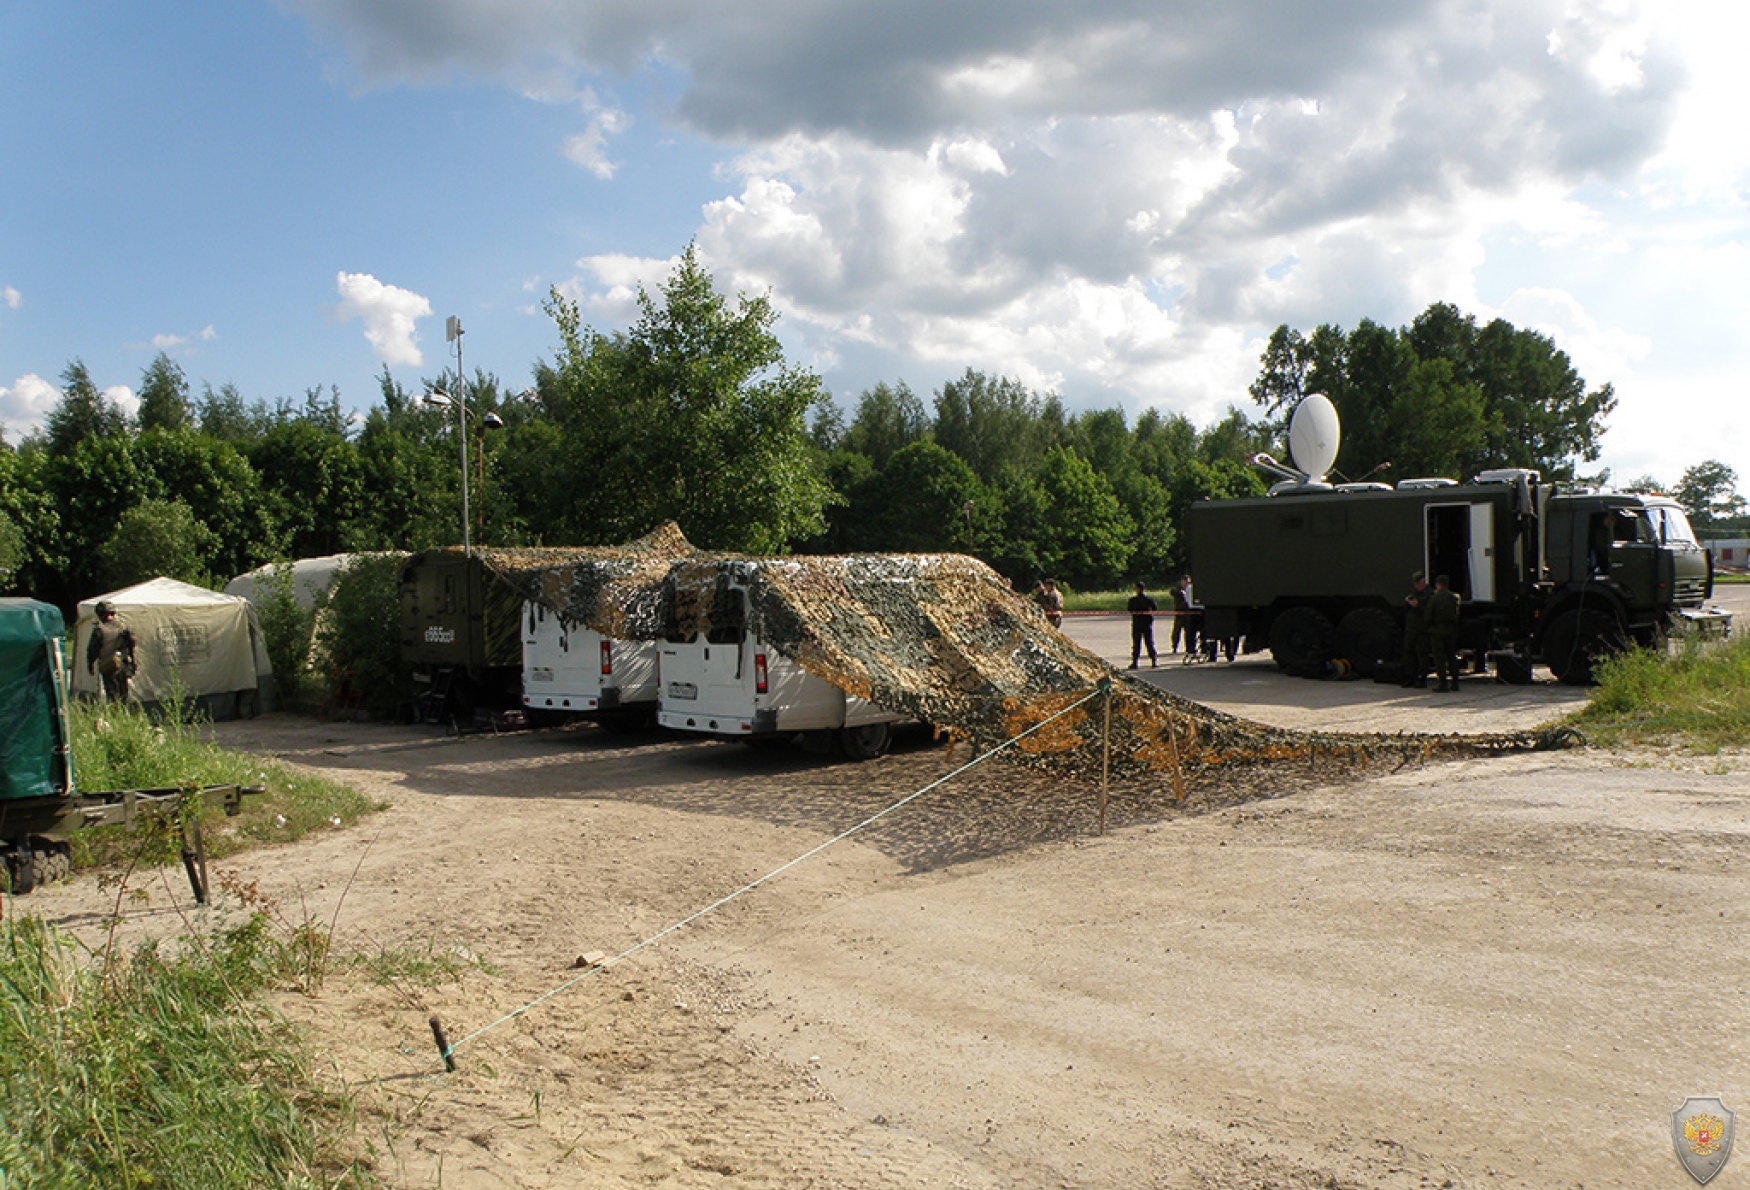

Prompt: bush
[
  {"left": 1571, "top": 631, "right": 1750, "bottom": 750},
  {"left": 255, "top": 563, "right": 320, "bottom": 705},
  {"left": 313, "top": 553, "right": 405, "bottom": 718}
]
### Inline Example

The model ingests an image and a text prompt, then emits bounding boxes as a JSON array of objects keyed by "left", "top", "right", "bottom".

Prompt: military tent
[{"left": 72, "top": 578, "right": 274, "bottom": 719}]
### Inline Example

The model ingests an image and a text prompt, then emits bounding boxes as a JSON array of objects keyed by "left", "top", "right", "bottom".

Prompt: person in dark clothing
[
  {"left": 1170, "top": 576, "right": 1198, "bottom": 656},
  {"left": 1399, "top": 571, "right": 1431, "bottom": 688},
  {"left": 1033, "top": 579, "right": 1064, "bottom": 628},
  {"left": 1427, "top": 574, "right": 1463, "bottom": 692},
  {"left": 86, "top": 600, "right": 138, "bottom": 702},
  {"left": 1126, "top": 582, "right": 1158, "bottom": 668}
]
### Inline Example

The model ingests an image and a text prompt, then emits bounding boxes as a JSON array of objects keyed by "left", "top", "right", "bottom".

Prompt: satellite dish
[{"left": 1287, "top": 393, "right": 1340, "bottom": 483}]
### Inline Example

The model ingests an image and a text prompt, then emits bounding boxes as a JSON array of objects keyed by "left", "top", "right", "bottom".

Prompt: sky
[{"left": 2, "top": 0, "right": 1747, "bottom": 492}]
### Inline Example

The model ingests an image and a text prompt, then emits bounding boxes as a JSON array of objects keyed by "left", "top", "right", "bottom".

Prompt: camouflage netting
[{"left": 486, "top": 524, "right": 1580, "bottom": 795}]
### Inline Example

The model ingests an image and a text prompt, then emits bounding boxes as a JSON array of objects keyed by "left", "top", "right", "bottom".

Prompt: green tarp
[{"left": 0, "top": 598, "right": 71, "bottom": 801}]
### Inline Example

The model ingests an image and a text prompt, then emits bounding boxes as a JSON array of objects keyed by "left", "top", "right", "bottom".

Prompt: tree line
[{"left": 3, "top": 245, "right": 1740, "bottom": 612}]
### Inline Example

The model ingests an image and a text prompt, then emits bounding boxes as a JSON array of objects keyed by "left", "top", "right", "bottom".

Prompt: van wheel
[
  {"left": 838, "top": 722, "right": 893, "bottom": 761},
  {"left": 1268, "top": 607, "right": 1335, "bottom": 674},
  {"left": 1543, "top": 609, "right": 1624, "bottom": 686},
  {"left": 1335, "top": 608, "right": 1398, "bottom": 677}
]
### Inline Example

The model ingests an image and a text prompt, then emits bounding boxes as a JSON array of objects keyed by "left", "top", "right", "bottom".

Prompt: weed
[{"left": 1570, "top": 631, "right": 1750, "bottom": 750}]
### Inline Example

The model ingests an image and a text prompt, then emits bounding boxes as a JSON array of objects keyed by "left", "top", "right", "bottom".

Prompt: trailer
[
  {"left": 520, "top": 599, "right": 659, "bottom": 730},
  {"left": 0, "top": 598, "right": 258, "bottom": 898}
]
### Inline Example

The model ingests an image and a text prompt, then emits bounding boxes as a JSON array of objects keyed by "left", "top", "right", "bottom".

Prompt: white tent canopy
[
  {"left": 73, "top": 577, "right": 274, "bottom": 717},
  {"left": 223, "top": 553, "right": 358, "bottom": 611}
]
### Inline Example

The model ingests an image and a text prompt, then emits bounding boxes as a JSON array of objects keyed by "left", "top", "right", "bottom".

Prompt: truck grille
[{"left": 1673, "top": 576, "right": 1709, "bottom": 606}]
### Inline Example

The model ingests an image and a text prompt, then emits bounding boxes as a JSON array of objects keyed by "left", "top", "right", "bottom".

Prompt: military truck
[
  {"left": 398, "top": 548, "right": 538, "bottom": 721},
  {"left": 1188, "top": 469, "right": 1731, "bottom": 684}
]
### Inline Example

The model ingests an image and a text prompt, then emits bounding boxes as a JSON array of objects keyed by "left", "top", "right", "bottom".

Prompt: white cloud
[
  {"left": 562, "top": 108, "right": 630, "bottom": 178},
  {"left": 333, "top": 271, "right": 431, "bottom": 365},
  {"left": 148, "top": 325, "right": 219, "bottom": 351},
  {"left": 105, "top": 385, "right": 139, "bottom": 421},
  {"left": 0, "top": 374, "right": 60, "bottom": 442},
  {"left": 2, "top": 286, "right": 19, "bottom": 310}
]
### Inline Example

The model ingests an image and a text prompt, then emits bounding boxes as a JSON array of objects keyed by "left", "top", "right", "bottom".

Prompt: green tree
[
  {"left": 249, "top": 420, "right": 366, "bottom": 557},
  {"left": 45, "top": 360, "right": 128, "bottom": 455},
  {"left": 1031, "top": 447, "right": 1135, "bottom": 590},
  {"left": 843, "top": 382, "right": 929, "bottom": 469},
  {"left": 544, "top": 244, "right": 832, "bottom": 552},
  {"left": 852, "top": 441, "right": 986, "bottom": 554},
  {"left": 1674, "top": 460, "right": 1745, "bottom": 534},
  {"left": 137, "top": 353, "right": 192, "bottom": 432},
  {"left": 45, "top": 435, "right": 145, "bottom": 603},
  {"left": 135, "top": 428, "right": 278, "bottom": 581},
  {"left": 1251, "top": 304, "right": 1615, "bottom": 481},
  {"left": 0, "top": 445, "right": 60, "bottom": 597},
  {"left": 931, "top": 370, "right": 1064, "bottom": 487},
  {"left": 95, "top": 498, "right": 217, "bottom": 589}
]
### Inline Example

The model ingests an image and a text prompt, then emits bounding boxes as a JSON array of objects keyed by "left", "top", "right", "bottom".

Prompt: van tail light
[
  {"left": 755, "top": 653, "right": 768, "bottom": 694},
  {"left": 600, "top": 641, "right": 612, "bottom": 675}
]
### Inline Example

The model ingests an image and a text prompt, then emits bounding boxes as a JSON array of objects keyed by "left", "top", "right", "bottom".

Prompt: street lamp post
[
  {"left": 424, "top": 385, "right": 504, "bottom": 554},
  {"left": 420, "top": 316, "right": 472, "bottom": 555}
]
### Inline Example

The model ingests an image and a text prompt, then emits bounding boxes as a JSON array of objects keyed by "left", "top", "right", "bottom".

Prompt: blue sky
[{"left": 3, "top": 0, "right": 1747, "bottom": 495}]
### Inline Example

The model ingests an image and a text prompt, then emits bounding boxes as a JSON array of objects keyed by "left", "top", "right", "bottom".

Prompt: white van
[
  {"left": 521, "top": 600, "right": 659, "bottom": 730},
  {"left": 655, "top": 585, "right": 905, "bottom": 760}
]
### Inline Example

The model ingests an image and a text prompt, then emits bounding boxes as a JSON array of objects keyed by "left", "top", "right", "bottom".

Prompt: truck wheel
[
  {"left": 838, "top": 722, "right": 893, "bottom": 761},
  {"left": 1335, "top": 608, "right": 1399, "bottom": 677},
  {"left": 1268, "top": 607, "right": 1335, "bottom": 674},
  {"left": 1543, "top": 609, "right": 1624, "bottom": 686}
]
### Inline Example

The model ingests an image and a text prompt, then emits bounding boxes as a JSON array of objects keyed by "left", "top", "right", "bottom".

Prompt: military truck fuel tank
[{"left": 1188, "top": 469, "right": 1731, "bottom": 685}]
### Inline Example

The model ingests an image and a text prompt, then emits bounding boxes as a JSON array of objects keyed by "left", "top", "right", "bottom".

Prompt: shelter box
[
  {"left": 72, "top": 577, "right": 274, "bottom": 719},
  {"left": 520, "top": 600, "right": 659, "bottom": 727}
]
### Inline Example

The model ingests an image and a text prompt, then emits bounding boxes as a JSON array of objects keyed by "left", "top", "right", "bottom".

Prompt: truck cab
[
  {"left": 655, "top": 580, "right": 904, "bottom": 760},
  {"left": 520, "top": 600, "right": 659, "bottom": 731}
]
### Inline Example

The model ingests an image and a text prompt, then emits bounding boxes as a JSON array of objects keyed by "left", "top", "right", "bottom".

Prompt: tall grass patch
[
  {"left": 1571, "top": 632, "right": 1750, "bottom": 750},
  {"left": 68, "top": 695, "right": 380, "bottom": 872},
  {"left": 0, "top": 912, "right": 372, "bottom": 1187}
]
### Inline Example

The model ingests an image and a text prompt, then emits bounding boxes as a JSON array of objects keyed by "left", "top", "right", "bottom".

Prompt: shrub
[
  {"left": 313, "top": 553, "right": 405, "bottom": 718},
  {"left": 254, "top": 563, "right": 320, "bottom": 705}
]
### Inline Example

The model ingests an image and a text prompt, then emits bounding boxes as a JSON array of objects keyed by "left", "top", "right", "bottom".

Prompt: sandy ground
[{"left": 25, "top": 596, "right": 1750, "bottom": 1190}]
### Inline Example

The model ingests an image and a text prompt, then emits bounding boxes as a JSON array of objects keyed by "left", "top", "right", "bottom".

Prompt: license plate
[
  {"left": 530, "top": 667, "right": 554, "bottom": 682},
  {"left": 668, "top": 681, "right": 698, "bottom": 700}
]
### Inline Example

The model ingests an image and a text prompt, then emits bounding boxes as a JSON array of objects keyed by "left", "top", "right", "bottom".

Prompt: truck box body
[
  {"left": 1188, "top": 471, "right": 1728, "bottom": 684},
  {"left": 398, "top": 548, "right": 558, "bottom": 715},
  {"left": 520, "top": 599, "right": 658, "bottom": 724}
]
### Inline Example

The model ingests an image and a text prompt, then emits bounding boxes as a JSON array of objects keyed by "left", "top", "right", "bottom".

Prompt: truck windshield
[{"left": 1646, "top": 506, "right": 1699, "bottom": 546}]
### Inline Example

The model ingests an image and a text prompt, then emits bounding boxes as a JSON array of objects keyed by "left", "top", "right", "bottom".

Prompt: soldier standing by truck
[
  {"left": 1427, "top": 575, "right": 1462, "bottom": 692},
  {"left": 1399, "top": 572, "right": 1430, "bottom": 688}
]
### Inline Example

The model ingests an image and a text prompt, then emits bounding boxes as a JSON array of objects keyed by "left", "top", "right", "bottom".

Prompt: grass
[
  {"left": 1569, "top": 630, "right": 1750, "bottom": 750},
  {"left": 1062, "top": 588, "right": 1144, "bottom": 612},
  {"left": 0, "top": 909, "right": 375, "bottom": 1188},
  {"left": 66, "top": 695, "right": 382, "bottom": 874}
]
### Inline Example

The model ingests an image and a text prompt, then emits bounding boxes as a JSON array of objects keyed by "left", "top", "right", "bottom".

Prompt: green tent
[{"left": 0, "top": 598, "right": 72, "bottom": 801}]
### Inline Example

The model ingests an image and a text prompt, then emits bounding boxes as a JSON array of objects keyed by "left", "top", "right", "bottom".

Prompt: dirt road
[{"left": 27, "top": 612, "right": 1750, "bottom": 1189}]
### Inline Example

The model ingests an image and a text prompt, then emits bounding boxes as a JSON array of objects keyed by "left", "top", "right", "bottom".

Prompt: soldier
[
  {"left": 1399, "top": 571, "right": 1431, "bottom": 688},
  {"left": 1033, "top": 578, "right": 1064, "bottom": 629},
  {"left": 1170, "top": 575, "right": 1198, "bottom": 656},
  {"left": 1427, "top": 574, "right": 1463, "bottom": 693},
  {"left": 86, "top": 600, "right": 138, "bottom": 702},
  {"left": 1126, "top": 581, "right": 1158, "bottom": 668}
]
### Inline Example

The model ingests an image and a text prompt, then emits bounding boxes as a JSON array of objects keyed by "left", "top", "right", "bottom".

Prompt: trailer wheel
[
  {"left": 1268, "top": 607, "right": 1335, "bottom": 675},
  {"left": 1335, "top": 608, "right": 1399, "bottom": 677},
  {"left": 838, "top": 722, "right": 893, "bottom": 761},
  {"left": 1543, "top": 608, "right": 1624, "bottom": 686},
  {"left": 32, "top": 842, "right": 71, "bottom": 888}
]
